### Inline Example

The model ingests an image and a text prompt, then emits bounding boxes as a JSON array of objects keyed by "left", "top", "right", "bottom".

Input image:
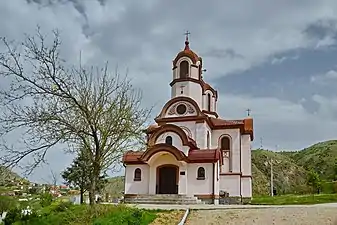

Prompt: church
[{"left": 122, "top": 34, "right": 254, "bottom": 204}]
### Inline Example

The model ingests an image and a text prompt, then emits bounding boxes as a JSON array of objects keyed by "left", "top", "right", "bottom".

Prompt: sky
[{"left": 1, "top": 0, "right": 337, "bottom": 183}]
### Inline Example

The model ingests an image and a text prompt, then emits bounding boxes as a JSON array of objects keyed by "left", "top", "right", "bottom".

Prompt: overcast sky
[{"left": 1, "top": 0, "right": 337, "bottom": 183}]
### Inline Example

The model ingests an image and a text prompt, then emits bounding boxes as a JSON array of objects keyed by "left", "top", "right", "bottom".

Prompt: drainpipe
[
  {"left": 239, "top": 135, "right": 242, "bottom": 204},
  {"left": 212, "top": 162, "right": 215, "bottom": 204}
]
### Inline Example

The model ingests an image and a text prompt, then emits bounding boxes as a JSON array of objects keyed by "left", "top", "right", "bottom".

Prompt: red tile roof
[
  {"left": 210, "top": 118, "right": 244, "bottom": 126},
  {"left": 188, "top": 149, "right": 221, "bottom": 163},
  {"left": 123, "top": 148, "right": 222, "bottom": 164},
  {"left": 122, "top": 151, "right": 144, "bottom": 164}
]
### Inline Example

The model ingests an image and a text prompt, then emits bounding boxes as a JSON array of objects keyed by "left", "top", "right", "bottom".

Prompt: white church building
[{"left": 122, "top": 35, "right": 254, "bottom": 204}]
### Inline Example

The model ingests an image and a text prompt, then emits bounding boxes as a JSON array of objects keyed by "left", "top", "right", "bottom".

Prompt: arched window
[
  {"left": 206, "top": 131, "right": 210, "bottom": 149},
  {"left": 165, "top": 136, "right": 173, "bottom": 145},
  {"left": 207, "top": 93, "right": 211, "bottom": 111},
  {"left": 197, "top": 167, "right": 205, "bottom": 180},
  {"left": 220, "top": 136, "right": 230, "bottom": 150},
  {"left": 220, "top": 136, "right": 232, "bottom": 172},
  {"left": 134, "top": 168, "right": 141, "bottom": 181},
  {"left": 179, "top": 61, "right": 189, "bottom": 78}
]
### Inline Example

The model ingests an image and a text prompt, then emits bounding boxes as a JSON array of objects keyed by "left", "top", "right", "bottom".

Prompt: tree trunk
[
  {"left": 89, "top": 162, "right": 100, "bottom": 205},
  {"left": 89, "top": 179, "right": 96, "bottom": 205},
  {"left": 80, "top": 188, "right": 84, "bottom": 204}
]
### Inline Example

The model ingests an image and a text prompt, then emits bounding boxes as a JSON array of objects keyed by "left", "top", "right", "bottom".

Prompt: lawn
[
  {"left": 251, "top": 193, "right": 337, "bottom": 205},
  {"left": 3, "top": 202, "right": 183, "bottom": 225}
]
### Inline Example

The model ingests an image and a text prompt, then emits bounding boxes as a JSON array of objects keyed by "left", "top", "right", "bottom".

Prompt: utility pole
[
  {"left": 270, "top": 159, "right": 274, "bottom": 197},
  {"left": 260, "top": 137, "right": 263, "bottom": 149},
  {"left": 264, "top": 158, "right": 274, "bottom": 197}
]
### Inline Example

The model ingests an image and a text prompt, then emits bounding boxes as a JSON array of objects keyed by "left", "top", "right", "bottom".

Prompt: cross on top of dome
[{"left": 184, "top": 30, "right": 191, "bottom": 50}]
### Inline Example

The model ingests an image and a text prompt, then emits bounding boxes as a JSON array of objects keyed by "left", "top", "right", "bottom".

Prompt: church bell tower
[{"left": 170, "top": 31, "right": 205, "bottom": 109}]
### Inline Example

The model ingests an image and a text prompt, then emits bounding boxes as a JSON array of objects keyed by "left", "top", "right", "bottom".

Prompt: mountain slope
[
  {"left": 251, "top": 149, "right": 310, "bottom": 195},
  {"left": 289, "top": 140, "right": 337, "bottom": 181},
  {"left": 0, "top": 166, "right": 25, "bottom": 185},
  {"left": 103, "top": 176, "right": 124, "bottom": 197},
  {"left": 251, "top": 163, "right": 269, "bottom": 195}
]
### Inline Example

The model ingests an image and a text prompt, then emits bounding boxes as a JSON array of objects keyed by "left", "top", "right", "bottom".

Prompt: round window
[{"left": 176, "top": 104, "right": 187, "bottom": 115}]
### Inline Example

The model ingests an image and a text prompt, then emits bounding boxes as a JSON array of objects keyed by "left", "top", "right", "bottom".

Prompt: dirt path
[
  {"left": 150, "top": 210, "right": 185, "bottom": 225},
  {"left": 185, "top": 207, "right": 337, "bottom": 225}
]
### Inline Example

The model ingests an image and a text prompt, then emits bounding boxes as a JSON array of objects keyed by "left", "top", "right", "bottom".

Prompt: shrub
[
  {"left": 0, "top": 196, "right": 17, "bottom": 214},
  {"left": 294, "top": 184, "right": 311, "bottom": 195},
  {"left": 3, "top": 207, "right": 21, "bottom": 225},
  {"left": 40, "top": 193, "right": 53, "bottom": 207},
  {"left": 333, "top": 182, "right": 337, "bottom": 193},
  {"left": 52, "top": 201, "right": 73, "bottom": 212},
  {"left": 321, "top": 181, "right": 335, "bottom": 194},
  {"left": 4, "top": 206, "right": 39, "bottom": 225},
  {"left": 93, "top": 207, "right": 157, "bottom": 225}
]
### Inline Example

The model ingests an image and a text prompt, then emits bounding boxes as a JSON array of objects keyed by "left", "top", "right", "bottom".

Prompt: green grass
[
  {"left": 7, "top": 203, "right": 160, "bottom": 225},
  {"left": 251, "top": 194, "right": 337, "bottom": 205}
]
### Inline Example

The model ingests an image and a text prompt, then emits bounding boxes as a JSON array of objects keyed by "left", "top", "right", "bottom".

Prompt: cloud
[
  {"left": 219, "top": 94, "right": 337, "bottom": 150},
  {"left": 310, "top": 70, "right": 337, "bottom": 84},
  {"left": 1, "top": 0, "right": 337, "bottom": 182},
  {"left": 270, "top": 55, "right": 299, "bottom": 65}
]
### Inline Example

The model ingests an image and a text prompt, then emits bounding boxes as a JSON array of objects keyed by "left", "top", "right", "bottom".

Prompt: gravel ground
[
  {"left": 185, "top": 207, "right": 337, "bottom": 225},
  {"left": 149, "top": 210, "right": 185, "bottom": 225}
]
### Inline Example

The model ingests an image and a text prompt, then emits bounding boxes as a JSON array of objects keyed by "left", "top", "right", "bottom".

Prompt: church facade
[{"left": 122, "top": 36, "right": 254, "bottom": 204}]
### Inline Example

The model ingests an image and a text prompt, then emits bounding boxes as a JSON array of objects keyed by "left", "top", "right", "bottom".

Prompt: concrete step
[
  {"left": 125, "top": 198, "right": 201, "bottom": 203},
  {"left": 128, "top": 194, "right": 195, "bottom": 198},
  {"left": 125, "top": 200, "right": 202, "bottom": 205},
  {"left": 124, "top": 194, "right": 204, "bottom": 205},
  {"left": 128, "top": 195, "right": 198, "bottom": 200}
]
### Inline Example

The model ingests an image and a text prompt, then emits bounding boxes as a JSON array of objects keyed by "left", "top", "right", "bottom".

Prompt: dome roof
[{"left": 173, "top": 40, "right": 201, "bottom": 65}]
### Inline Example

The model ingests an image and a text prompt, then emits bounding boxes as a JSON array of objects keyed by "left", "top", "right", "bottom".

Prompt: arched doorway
[{"left": 156, "top": 165, "right": 178, "bottom": 194}]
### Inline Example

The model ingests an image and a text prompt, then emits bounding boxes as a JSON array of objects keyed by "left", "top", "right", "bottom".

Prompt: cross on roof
[
  {"left": 184, "top": 30, "right": 190, "bottom": 41},
  {"left": 246, "top": 108, "right": 251, "bottom": 116}
]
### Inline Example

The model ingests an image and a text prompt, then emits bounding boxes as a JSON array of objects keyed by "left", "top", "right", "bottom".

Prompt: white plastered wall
[
  {"left": 155, "top": 131, "right": 189, "bottom": 154},
  {"left": 167, "top": 121, "right": 195, "bottom": 139},
  {"left": 211, "top": 128, "right": 241, "bottom": 173},
  {"left": 241, "top": 177, "right": 252, "bottom": 198},
  {"left": 219, "top": 175, "right": 241, "bottom": 197},
  {"left": 124, "top": 164, "right": 150, "bottom": 194},
  {"left": 202, "top": 90, "right": 216, "bottom": 112},
  {"left": 241, "top": 134, "right": 252, "bottom": 176},
  {"left": 187, "top": 163, "right": 214, "bottom": 196}
]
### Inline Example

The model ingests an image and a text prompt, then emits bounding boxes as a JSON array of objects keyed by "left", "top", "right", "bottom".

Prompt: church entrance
[{"left": 157, "top": 165, "right": 178, "bottom": 194}]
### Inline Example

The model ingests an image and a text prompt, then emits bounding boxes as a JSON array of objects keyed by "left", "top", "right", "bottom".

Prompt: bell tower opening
[
  {"left": 179, "top": 61, "right": 189, "bottom": 78},
  {"left": 207, "top": 93, "right": 211, "bottom": 111}
]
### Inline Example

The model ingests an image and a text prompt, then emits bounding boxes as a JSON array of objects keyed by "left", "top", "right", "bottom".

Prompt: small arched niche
[{"left": 165, "top": 136, "right": 173, "bottom": 145}]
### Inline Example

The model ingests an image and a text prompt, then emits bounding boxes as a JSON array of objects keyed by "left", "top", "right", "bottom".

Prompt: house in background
[{"left": 122, "top": 35, "right": 254, "bottom": 204}]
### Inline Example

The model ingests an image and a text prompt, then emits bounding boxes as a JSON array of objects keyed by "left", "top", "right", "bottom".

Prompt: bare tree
[
  {"left": 41, "top": 169, "right": 58, "bottom": 187},
  {"left": 0, "top": 27, "right": 151, "bottom": 204}
]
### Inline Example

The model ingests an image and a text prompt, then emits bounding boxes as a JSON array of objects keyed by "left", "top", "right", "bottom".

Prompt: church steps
[
  {"left": 123, "top": 194, "right": 204, "bottom": 205},
  {"left": 125, "top": 200, "right": 203, "bottom": 205}
]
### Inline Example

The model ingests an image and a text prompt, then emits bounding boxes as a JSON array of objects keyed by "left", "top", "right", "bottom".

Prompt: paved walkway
[{"left": 128, "top": 202, "right": 337, "bottom": 210}]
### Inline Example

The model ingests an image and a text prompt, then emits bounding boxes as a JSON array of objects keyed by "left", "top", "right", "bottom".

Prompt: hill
[
  {"left": 287, "top": 140, "right": 337, "bottom": 181},
  {"left": 251, "top": 149, "right": 310, "bottom": 195},
  {"left": 103, "top": 176, "right": 124, "bottom": 197},
  {"left": 0, "top": 165, "right": 26, "bottom": 185}
]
